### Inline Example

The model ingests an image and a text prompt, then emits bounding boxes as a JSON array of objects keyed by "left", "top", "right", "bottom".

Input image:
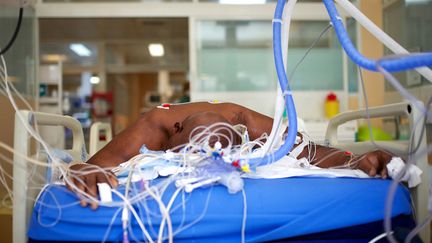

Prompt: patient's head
[{"left": 167, "top": 111, "right": 240, "bottom": 151}]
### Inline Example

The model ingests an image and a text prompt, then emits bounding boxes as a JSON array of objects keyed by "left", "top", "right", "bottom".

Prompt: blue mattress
[{"left": 28, "top": 177, "right": 412, "bottom": 242}]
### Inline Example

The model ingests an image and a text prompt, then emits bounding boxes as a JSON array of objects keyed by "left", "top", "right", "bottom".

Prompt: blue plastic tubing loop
[
  {"left": 322, "top": 0, "right": 432, "bottom": 72},
  {"left": 248, "top": 0, "right": 298, "bottom": 167}
]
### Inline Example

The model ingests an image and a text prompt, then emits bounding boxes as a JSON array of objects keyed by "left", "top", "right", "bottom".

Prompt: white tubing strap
[
  {"left": 272, "top": 18, "right": 283, "bottom": 24},
  {"left": 335, "top": 16, "right": 343, "bottom": 21},
  {"left": 289, "top": 133, "right": 310, "bottom": 159},
  {"left": 283, "top": 90, "right": 293, "bottom": 97}
]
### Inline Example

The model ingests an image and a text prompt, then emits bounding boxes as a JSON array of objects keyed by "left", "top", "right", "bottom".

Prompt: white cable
[
  {"left": 0, "top": 64, "right": 33, "bottom": 111},
  {"left": 175, "top": 177, "right": 205, "bottom": 187},
  {"left": 159, "top": 187, "right": 182, "bottom": 242},
  {"left": 184, "top": 177, "right": 221, "bottom": 193},
  {"left": 143, "top": 182, "right": 173, "bottom": 243},
  {"left": 111, "top": 189, "right": 155, "bottom": 243},
  {"left": 121, "top": 206, "right": 129, "bottom": 243},
  {"left": 101, "top": 207, "right": 123, "bottom": 243},
  {"left": 241, "top": 189, "right": 247, "bottom": 243},
  {"left": 0, "top": 54, "right": 68, "bottom": 190},
  {"left": 369, "top": 231, "right": 393, "bottom": 243},
  {"left": 405, "top": 213, "right": 432, "bottom": 243},
  {"left": 0, "top": 142, "right": 61, "bottom": 168}
]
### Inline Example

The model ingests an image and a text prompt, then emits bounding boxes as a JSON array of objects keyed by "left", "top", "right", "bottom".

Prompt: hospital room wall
[{"left": 355, "top": 0, "right": 385, "bottom": 127}]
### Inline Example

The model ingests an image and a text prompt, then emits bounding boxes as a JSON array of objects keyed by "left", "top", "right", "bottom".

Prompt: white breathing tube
[{"left": 262, "top": 0, "right": 298, "bottom": 156}]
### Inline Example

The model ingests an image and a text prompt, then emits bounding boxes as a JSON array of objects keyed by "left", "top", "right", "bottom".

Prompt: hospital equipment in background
[
  {"left": 38, "top": 62, "right": 65, "bottom": 149},
  {"left": 89, "top": 122, "right": 112, "bottom": 157}
]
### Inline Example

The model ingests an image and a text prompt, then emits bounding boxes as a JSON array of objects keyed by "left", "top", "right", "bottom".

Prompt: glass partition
[
  {"left": 199, "top": 0, "right": 323, "bottom": 2},
  {"left": 195, "top": 19, "right": 345, "bottom": 92},
  {"left": 0, "top": 6, "right": 37, "bottom": 97},
  {"left": 43, "top": 0, "right": 191, "bottom": 2},
  {"left": 0, "top": 5, "right": 37, "bottom": 217},
  {"left": 196, "top": 20, "right": 276, "bottom": 92}
]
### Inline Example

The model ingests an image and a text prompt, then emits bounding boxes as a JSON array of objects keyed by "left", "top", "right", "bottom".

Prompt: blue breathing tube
[
  {"left": 322, "top": 0, "right": 432, "bottom": 72},
  {"left": 249, "top": 0, "right": 432, "bottom": 167},
  {"left": 248, "top": 0, "right": 297, "bottom": 167}
]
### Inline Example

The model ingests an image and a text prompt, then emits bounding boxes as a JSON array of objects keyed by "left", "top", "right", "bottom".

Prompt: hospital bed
[{"left": 13, "top": 102, "right": 430, "bottom": 242}]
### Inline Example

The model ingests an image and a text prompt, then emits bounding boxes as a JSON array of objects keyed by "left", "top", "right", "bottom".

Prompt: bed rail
[
  {"left": 89, "top": 122, "right": 112, "bottom": 157},
  {"left": 325, "top": 102, "right": 430, "bottom": 242},
  {"left": 13, "top": 110, "right": 85, "bottom": 243}
]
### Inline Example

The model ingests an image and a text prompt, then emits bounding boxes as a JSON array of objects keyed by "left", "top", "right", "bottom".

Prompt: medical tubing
[
  {"left": 360, "top": 64, "right": 429, "bottom": 157},
  {"left": 384, "top": 145, "right": 432, "bottom": 243},
  {"left": 359, "top": 62, "right": 429, "bottom": 241},
  {"left": 263, "top": 22, "right": 332, "bottom": 157},
  {"left": 241, "top": 189, "right": 247, "bottom": 243},
  {"left": 1, "top": 55, "right": 58, "bottom": 172},
  {"left": 377, "top": 66, "right": 429, "bottom": 242},
  {"left": 158, "top": 187, "right": 182, "bottom": 242},
  {"left": 334, "top": 0, "right": 432, "bottom": 82},
  {"left": 0, "top": 8, "right": 23, "bottom": 55},
  {"left": 263, "top": 0, "right": 297, "bottom": 155},
  {"left": 111, "top": 189, "right": 155, "bottom": 243},
  {"left": 288, "top": 24, "right": 332, "bottom": 81},
  {"left": 322, "top": 0, "right": 432, "bottom": 72},
  {"left": 249, "top": 0, "right": 297, "bottom": 167},
  {"left": 405, "top": 213, "right": 432, "bottom": 243},
  {"left": 101, "top": 207, "right": 122, "bottom": 243},
  {"left": 267, "top": 17, "right": 332, "bottom": 160},
  {"left": 377, "top": 62, "right": 426, "bottom": 114},
  {"left": 171, "top": 187, "right": 213, "bottom": 236}
]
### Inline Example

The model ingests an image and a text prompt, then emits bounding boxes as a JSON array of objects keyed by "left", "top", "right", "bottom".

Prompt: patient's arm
[
  {"left": 297, "top": 143, "right": 392, "bottom": 178},
  {"left": 86, "top": 115, "right": 169, "bottom": 167},
  {"left": 68, "top": 110, "right": 169, "bottom": 209}
]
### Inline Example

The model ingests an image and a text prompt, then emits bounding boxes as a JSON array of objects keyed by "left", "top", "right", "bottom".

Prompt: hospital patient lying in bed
[{"left": 67, "top": 101, "right": 392, "bottom": 209}]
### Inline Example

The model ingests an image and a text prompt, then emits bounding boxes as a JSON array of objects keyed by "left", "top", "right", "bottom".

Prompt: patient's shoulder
[{"left": 216, "top": 103, "right": 249, "bottom": 125}]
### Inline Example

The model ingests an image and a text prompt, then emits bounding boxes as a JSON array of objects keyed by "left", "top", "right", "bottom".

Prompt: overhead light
[
  {"left": 148, "top": 43, "right": 164, "bottom": 57},
  {"left": 42, "top": 54, "right": 67, "bottom": 62},
  {"left": 69, "top": 43, "right": 92, "bottom": 57},
  {"left": 90, "top": 76, "right": 100, "bottom": 84},
  {"left": 219, "top": 0, "right": 266, "bottom": 4}
]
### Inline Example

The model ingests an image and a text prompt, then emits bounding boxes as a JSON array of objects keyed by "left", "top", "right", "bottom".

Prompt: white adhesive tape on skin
[
  {"left": 386, "top": 157, "right": 422, "bottom": 188},
  {"left": 97, "top": 183, "right": 113, "bottom": 203},
  {"left": 289, "top": 133, "right": 309, "bottom": 159}
]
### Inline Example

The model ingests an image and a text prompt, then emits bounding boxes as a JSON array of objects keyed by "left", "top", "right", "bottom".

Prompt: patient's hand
[
  {"left": 355, "top": 150, "right": 392, "bottom": 178},
  {"left": 66, "top": 163, "right": 118, "bottom": 210}
]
